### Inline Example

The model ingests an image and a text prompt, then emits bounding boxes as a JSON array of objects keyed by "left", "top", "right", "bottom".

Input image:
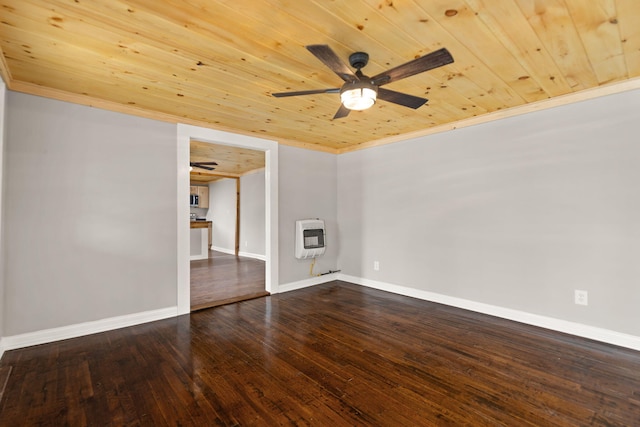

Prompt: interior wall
[
  {"left": 207, "top": 178, "right": 237, "bottom": 253},
  {"left": 4, "top": 92, "right": 177, "bottom": 336},
  {"left": 337, "top": 89, "right": 640, "bottom": 337},
  {"left": 278, "top": 145, "right": 337, "bottom": 284},
  {"left": 239, "top": 170, "right": 265, "bottom": 257},
  {"left": 0, "top": 80, "right": 6, "bottom": 341}
]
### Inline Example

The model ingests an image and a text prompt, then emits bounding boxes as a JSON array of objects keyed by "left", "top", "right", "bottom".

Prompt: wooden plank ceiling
[
  {"left": 1, "top": 0, "right": 639, "bottom": 154},
  {"left": 190, "top": 140, "right": 264, "bottom": 183}
]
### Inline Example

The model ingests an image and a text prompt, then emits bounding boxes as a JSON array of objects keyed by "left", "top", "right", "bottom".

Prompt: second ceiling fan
[
  {"left": 190, "top": 161, "right": 218, "bottom": 171},
  {"left": 273, "top": 44, "right": 454, "bottom": 119}
]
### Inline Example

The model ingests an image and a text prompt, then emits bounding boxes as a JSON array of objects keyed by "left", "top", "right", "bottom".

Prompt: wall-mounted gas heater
[{"left": 295, "top": 219, "right": 326, "bottom": 259}]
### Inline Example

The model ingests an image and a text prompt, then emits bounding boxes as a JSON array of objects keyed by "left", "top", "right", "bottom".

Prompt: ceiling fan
[
  {"left": 272, "top": 44, "right": 454, "bottom": 119},
  {"left": 190, "top": 161, "right": 218, "bottom": 171}
]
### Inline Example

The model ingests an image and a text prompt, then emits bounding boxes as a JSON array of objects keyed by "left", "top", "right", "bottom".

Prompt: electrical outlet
[
  {"left": 575, "top": 290, "right": 588, "bottom": 306},
  {"left": 373, "top": 261, "right": 380, "bottom": 271}
]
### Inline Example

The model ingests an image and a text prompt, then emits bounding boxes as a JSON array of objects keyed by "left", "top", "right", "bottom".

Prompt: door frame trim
[{"left": 177, "top": 124, "right": 279, "bottom": 315}]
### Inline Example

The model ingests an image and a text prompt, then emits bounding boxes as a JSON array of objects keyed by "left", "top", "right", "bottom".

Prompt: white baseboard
[
  {"left": 338, "top": 274, "right": 640, "bottom": 352},
  {"left": 278, "top": 273, "right": 339, "bottom": 294},
  {"left": 211, "top": 246, "right": 235, "bottom": 255},
  {"left": 1, "top": 307, "right": 178, "bottom": 353},
  {"left": 238, "top": 251, "right": 266, "bottom": 261},
  {"left": 210, "top": 248, "right": 266, "bottom": 261},
  {"left": 4, "top": 276, "right": 637, "bottom": 357}
]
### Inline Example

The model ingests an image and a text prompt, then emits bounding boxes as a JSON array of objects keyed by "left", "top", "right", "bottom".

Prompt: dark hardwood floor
[
  {"left": 190, "top": 250, "right": 267, "bottom": 311},
  {"left": 1, "top": 281, "right": 639, "bottom": 426}
]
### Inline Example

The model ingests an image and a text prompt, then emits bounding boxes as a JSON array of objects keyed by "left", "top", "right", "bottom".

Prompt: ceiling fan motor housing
[
  {"left": 349, "top": 52, "right": 369, "bottom": 70},
  {"left": 340, "top": 80, "right": 377, "bottom": 96}
]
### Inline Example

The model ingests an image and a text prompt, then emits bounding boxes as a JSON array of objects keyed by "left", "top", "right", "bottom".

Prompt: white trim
[
  {"left": 177, "top": 128, "right": 191, "bottom": 314},
  {"left": 238, "top": 251, "right": 266, "bottom": 261},
  {"left": 209, "top": 248, "right": 266, "bottom": 260},
  {"left": 1, "top": 307, "right": 177, "bottom": 352},
  {"left": 211, "top": 246, "right": 235, "bottom": 256},
  {"left": 279, "top": 273, "right": 339, "bottom": 293},
  {"left": 177, "top": 124, "right": 279, "bottom": 309},
  {"left": 0, "top": 338, "right": 5, "bottom": 360},
  {"left": 338, "top": 274, "right": 640, "bottom": 352}
]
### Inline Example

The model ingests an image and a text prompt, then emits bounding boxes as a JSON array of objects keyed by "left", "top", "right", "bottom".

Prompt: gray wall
[
  {"left": 207, "top": 178, "right": 237, "bottom": 252},
  {"left": 4, "top": 92, "right": 177, "bottom": 335},
  {"left": 279, "top": 145, "right": 338, "bottom": 284},
  {"left": 5, "top": 82, "right": 638, "bottom": 342},
  {"left": 0, "top": 81, "right": 6, "bottom": 339},
  {"left": 239, "top": 170, "right": 265, "bottom": 256},
  {"left": 337, "top": 89, "right": 640, "bottom": 336}
]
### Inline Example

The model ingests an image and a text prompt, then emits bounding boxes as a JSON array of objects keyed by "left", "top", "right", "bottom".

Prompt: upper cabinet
[
  {"left": 197, "top": 186, "right": 209, "bottom": 208},
  {"left": 190, "top": 185, "right": 209, "bottom": 208}
]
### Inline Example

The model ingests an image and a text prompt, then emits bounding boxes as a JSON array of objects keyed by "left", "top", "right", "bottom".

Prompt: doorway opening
[
  {"left": 177, "top": 124, "right": 279, "bottom": 316},
  {"left": 189, "top": 141, "right": 267, "bottom": 310}
]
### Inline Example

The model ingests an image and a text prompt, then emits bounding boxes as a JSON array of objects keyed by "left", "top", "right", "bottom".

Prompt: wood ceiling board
[
  {"left": 3, "top": 2, "right": 357, "bottom": 123},
  {"left": 1, "top": 6, "right": 339, "bottom": 123},
  {"left": 58, "top": 0, "right": 380, "bottom": 105},
  {"left": 2, "top": 0, "right": 640, "bottom": 153},
  {"left": 563, "top": 0, "right": 627, "bottom": 84},
  {"left": 415, "top": 0, "right": 552, "bottom": 102},
  {"left": 362, "top": 1, "right": 530, "bottom": 113},
  {"left": 516, "top": 1, "right": 599, "bottom": 91},
  {"left": 465, "top": 0, "right": 573, "bottom": 97},
  {"left": 190, "top": 140, "right": 265, "bottom": 176},
  {"left": 618, "top": 0, "right": 640, "bottom": 76}
]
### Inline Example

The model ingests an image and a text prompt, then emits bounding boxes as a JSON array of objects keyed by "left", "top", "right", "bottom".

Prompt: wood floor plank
[
  {"left": 1, "top": 281, "right": 639, "bottom": 425},
  {"left": 190, "top": 250, "right": 266, "bottom": 310}
]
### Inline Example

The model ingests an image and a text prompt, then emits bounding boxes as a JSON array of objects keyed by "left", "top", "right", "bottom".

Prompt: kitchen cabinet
[
  {"left": 189, "top": 185, "right": 209, "bottom": 208},
  {"left": 197, "top": 186, "right": 209, "bottom": 208}
]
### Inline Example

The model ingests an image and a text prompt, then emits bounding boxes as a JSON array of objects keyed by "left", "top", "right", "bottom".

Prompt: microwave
[{"left": 190, "top": 194, "right": 199, "bottom": 207}]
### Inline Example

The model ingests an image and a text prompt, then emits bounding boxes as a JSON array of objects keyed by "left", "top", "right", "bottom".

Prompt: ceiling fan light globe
[{"left": 340, "top": 87, "right": 377, "bottom": 111}]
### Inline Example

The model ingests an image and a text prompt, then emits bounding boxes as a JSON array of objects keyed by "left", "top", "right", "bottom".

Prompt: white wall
[
  {"left": 279, "top": 145, "right": 338, "bottom": 284},
  {"left": 239, "top": 170, "right": 265, "bottom": 258},
  {"left": 338, "top": 89, "right": 640, "bottom": 337},
  {"left": 207, "top": 178, "right": 237, "bottom": 253},
  {"left": 4, "top": 92, "right": 177, "bottom": 335}
]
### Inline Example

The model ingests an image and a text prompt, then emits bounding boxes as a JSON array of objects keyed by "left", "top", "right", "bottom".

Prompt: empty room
[{"left": 0, "top": 1, "right": 639, "bottom": 425}]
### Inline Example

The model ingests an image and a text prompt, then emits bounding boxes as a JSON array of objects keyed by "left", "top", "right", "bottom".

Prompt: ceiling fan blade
[
  {"left": 272, "top": 88, "right": 340, "bottom": 98},
  {"left": 371, "top": 48, "right": 454, "bottom": 86},
  {"left": 333, "top": 104, "right": 351, "bottom": 120},
  {"left": 377, "top": 88, "right": 428, "bottom": 109},
  {"left": 306, "top": 45, "right": 357, "bottom": 82},
  {"left": 190, "top": 162, "right": 216, "bottom": 171}
]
